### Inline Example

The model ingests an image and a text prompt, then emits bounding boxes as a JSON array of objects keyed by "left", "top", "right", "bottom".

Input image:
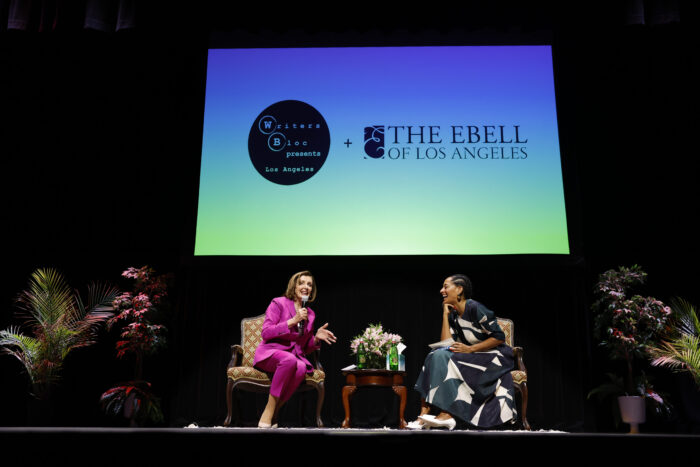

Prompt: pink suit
[{"left": 253, "top": 297, "right": 321, "bottom": 402}]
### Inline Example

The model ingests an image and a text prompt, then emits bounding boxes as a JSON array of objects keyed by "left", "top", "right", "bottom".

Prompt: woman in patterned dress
[{"left": 410, "top": 274, "right": 516, "bottom": 430}]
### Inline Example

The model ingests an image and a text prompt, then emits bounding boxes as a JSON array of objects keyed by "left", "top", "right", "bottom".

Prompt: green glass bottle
[
  {"left": 357, "top": 342, "right": 366, "bottom": 370},
  {"left": 389, "top": 343, "right": 399, "bottom": 371}
]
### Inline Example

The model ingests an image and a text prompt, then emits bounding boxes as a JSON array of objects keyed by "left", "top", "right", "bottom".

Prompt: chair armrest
[
  {"left": 228, "top": 344, "right": 244, "bottom": 368},
  {"left": 512, "top": 346, "right": 526, "bottom": 373}
]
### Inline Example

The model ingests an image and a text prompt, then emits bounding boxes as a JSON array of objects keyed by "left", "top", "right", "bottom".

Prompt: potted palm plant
[
  {"left": 648, "top": 298, "right": 700, "bottom": 386},
  {"left": 0, "top": 268, "right": 118, "bottom": 422},
  {"left": 647, "top": 297, "right": 700, "bottom": 429},
  {"left": 588, "top": 265, "right": 672, "bottom": 433}
]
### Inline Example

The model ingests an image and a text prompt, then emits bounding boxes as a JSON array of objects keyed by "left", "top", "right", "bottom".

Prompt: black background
[{"left": 0, "top": 1, "right": 695, "bottom": 432}]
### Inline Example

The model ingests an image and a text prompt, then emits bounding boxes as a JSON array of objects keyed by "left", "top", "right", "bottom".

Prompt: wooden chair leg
[
  {"left": 224, "top": 379, "right": 234, "bottom": 426},
  {"left": 517, "top": 382, "right": 531, "bottom": 430}
]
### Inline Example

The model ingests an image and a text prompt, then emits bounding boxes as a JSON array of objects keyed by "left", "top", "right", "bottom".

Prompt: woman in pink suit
[{"left": 253, "top": 270, "right": 337, "bottom": 428}]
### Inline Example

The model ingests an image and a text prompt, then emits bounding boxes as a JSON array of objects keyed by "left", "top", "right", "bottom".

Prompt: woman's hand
[
  {"left": 294, "top": 307, "right": 308, "bottom": 325},
  {"left": 442, "top": 303, "right": 454, "bottom": 316},
  {"left": 441, "top": 303, "right": 455, "bottom": 342},
  {"left": 449, "top": 342, "right": 473, "bottom": 353},
  {"left": 450, "top": 338, "right": 502, "bottom": 354},
  {"left": 288, "top": 307, "right": 308, "bottom": 328},
  {"left": 315, "top": 323, "right": 337, "bottom": 345}
]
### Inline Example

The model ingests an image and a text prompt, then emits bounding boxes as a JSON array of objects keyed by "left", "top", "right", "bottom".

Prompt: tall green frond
[
  {"left": 679, "top": 335, "right": 700, "bottom": 385},
  {"left": 0, "top": 327, "right": 41, "bottom": 382},
  {"left": 650, "top": 341, "right": 684, "bottom": 368},
  {"left": 0, "top": 327, "right": 40, "bottom": 355},
  {"left": 16, "top": 268, "right": 76, "bottom": 329},
  {"left": 669, "top": 298, "right": 700, "bottom": 338},
  {"left": 43, "top": 325, "right": 80, "bottom": 359},
  {"left": 71, "top": 282, "right": 118, "bottom": 348},
  {"left": 649, "top": 299, "right": 700, "bottom": 387},
  {"left": 80, "top": 282, "right": 118, "bottom": 322},
  {"left": 86, "top": 282, "right": 120, "bottom": 312}
]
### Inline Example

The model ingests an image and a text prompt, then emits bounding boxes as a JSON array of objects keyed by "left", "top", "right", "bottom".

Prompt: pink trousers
[{"left": 256, "top": 350, "right": 310, "bottom": 402}]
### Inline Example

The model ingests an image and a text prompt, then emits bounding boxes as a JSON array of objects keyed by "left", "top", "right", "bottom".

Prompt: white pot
[{"left": 618, "top": 396, "right": 646, "bottom": 433}]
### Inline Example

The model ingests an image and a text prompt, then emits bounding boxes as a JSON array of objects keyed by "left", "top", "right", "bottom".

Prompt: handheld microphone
[{"left": 298, "top": 295, "right": 309, "bottom": 335}]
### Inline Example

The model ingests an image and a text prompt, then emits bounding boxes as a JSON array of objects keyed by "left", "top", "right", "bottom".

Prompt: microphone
[{"left": 298, "top": 295, "right": 309, "bottom": 335}]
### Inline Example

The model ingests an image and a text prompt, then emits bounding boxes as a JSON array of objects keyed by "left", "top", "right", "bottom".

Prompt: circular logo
[{"left": 248, "top": 100, "right": 330, "bottom": 185}]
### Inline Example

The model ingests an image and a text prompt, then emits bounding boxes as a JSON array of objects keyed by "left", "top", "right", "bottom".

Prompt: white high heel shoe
[
  {"left": 406, "top": 419, "right": 430, "bottom": 430},
  {"left": 419, "top": 414, "right": 456, "bottom": 430}
]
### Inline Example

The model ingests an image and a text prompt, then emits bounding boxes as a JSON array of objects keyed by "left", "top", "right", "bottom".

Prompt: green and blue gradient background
[{"left": 195, "top": 46, "right": 569, "bottom": 255}]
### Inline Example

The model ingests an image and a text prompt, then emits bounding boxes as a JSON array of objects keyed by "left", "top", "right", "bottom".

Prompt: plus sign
[{"left": 344, "top": 139, "right": 352, "bottom": 148}]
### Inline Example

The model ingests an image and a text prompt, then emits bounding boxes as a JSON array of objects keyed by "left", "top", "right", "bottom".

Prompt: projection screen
[{"left": 194, "top": 46, "right": 569, "bottom": 256}]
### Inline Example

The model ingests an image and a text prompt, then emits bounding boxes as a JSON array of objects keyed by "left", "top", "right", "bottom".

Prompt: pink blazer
[{"left": 253, "top": 296, "right": 321, "bottom": 370}]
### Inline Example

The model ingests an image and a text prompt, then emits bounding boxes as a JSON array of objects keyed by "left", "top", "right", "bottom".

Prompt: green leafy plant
[
  {"left": 591, "top": 265, "right": 671, "bottom": 395},
  {"left": 588, "top": 265, "right": 675, "bottom": 431},
  {"left": 648, "top": 298, "right": 700, "bottom": 387},
  {"left": 0, "top": 268, "right": 118, "bottom": 400}
]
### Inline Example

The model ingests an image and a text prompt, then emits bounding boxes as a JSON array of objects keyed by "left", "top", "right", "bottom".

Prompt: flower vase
[
  {"left": 366, "top": 353, "right": 385, "bottom": 369},
  {"left": 618, "top": 396, "right": 646, "bottom": 434}
]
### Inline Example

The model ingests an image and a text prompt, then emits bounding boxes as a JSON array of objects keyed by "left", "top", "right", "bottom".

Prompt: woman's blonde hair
[{"left": 284, "top": 270, "right": 317, "bottom": 302}]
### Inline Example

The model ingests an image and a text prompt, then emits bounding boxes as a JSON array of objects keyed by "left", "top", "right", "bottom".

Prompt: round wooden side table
[{"left": 341, "top": 369, "right": 407, "bottom": 429}]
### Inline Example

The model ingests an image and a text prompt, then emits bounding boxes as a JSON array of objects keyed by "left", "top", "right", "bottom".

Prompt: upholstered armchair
[
  {"left": 497, "top": 318, "right": 530, "bottom": 430},
  {"left": 224, "top": 313, "right": 326, "bottom": 427}
]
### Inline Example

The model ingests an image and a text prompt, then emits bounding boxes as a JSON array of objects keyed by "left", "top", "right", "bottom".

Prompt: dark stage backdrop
[{"left": 1, "top": 4, "right": 695, "bottom": 431}]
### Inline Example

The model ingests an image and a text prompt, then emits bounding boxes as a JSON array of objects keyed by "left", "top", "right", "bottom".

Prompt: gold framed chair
[
  {"left": 497, "top": 318, "right": 530, "bottom": 430},
  {"left": 224, "top": 313, "right": 325, "bottom": 427}
]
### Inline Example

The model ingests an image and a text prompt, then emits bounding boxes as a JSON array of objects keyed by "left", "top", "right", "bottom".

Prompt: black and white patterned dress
[{"left": 414, "top": 299, "right": 516, "bottom": 427}]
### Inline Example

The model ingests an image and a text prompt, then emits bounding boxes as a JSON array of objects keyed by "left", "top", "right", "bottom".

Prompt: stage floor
[{"left": 2, "top": 426, "right": 697, "bottom": 462}]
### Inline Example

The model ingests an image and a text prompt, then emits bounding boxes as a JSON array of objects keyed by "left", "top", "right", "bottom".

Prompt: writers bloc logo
[
  {"left": 364, "top": 125, "right": 384, "bottom": 159},
  {"left": 248, "top": 100, "right": 330, "bottom": 185}
]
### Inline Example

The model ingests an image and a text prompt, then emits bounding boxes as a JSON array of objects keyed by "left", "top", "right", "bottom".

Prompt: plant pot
[
  {"left": 618, "top": 396, "right": 646, "bottom": 434},
  {"left": 26, "top": 395, "right": 54, "bottom": 426},
  {"left": 27, "top": 384, "right": 58, "bottom": 426},
  {"left": 123, "top": 392, "right": 139, "bottom": 427}
]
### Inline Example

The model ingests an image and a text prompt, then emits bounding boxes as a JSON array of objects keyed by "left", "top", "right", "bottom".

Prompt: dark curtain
[
  {"left": 170, "top": 257, "right": 591, "bottom": 430},
  {"left": 0, "top": 0, "right": 135, "bottom": 32}
]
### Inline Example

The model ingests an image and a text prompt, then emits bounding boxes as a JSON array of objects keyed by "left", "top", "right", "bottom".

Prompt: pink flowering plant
[
  {"left": 589, "top": 265, "right": 672, "bottom": 417},
  {"left": 350, "top": 323, "right": 402, "bottom": 369},
  {"left": 101, "top": 266, "right": 170, "bottom": 426},
  {"left": 108, "top": 267, "right": 168, "bottom": 361}
]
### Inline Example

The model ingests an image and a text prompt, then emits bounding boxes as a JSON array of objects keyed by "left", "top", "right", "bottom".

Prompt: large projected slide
[{"left": 195, "top": 46, "right": 569, "bottom": 255}]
